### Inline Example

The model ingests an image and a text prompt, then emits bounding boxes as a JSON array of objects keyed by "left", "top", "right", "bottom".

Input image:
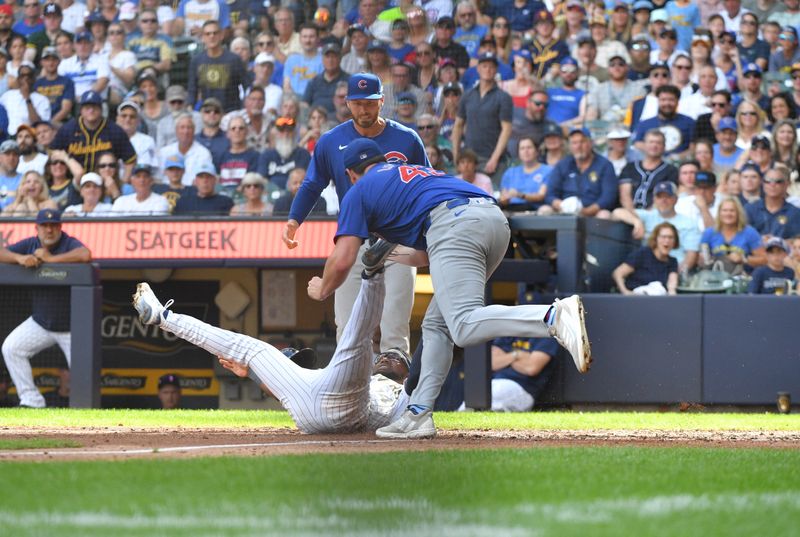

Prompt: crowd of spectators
[{"left": 0, "top": 0, "right": 797, "bottom": 291}]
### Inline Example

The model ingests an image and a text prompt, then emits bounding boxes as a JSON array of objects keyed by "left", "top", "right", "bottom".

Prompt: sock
[
  {"left": 544, "top": 306, "right": 555, "bottom": 327},
  {"left": 407, "top": 404, "right": 430, "bottom": 415}
]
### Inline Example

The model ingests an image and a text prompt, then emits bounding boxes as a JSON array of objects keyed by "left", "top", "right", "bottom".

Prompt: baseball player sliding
[
  {"left": 283, "top": 73, "right": 429, "bottom": 355},
  {"left": 132, "top": 256, "right": 411, "bottom": 434},
  {"left": 307, "top": 139, "right": 592, "bottom": 439}
]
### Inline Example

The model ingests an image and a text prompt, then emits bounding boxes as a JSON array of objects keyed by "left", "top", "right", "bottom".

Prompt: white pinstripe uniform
[
  {"left": 2, "top": 318, "right": 71, "bottom": 408},
  {"left": 159, "top": 273, "right": 409, "bottom": 433}
]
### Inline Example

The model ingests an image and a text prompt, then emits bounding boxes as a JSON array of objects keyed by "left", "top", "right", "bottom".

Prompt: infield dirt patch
[{"left": 0, "top": 427, "right": 798, "bottom": 461}]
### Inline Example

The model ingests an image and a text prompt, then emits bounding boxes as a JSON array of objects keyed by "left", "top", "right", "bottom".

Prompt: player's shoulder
[{"left": 318, "top": 120, "right": 355, "bottom": 146}]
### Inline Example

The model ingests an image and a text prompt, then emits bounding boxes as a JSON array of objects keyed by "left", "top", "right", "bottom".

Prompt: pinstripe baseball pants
[
  {"left": 160, "top": 274, "right": 388, "bottom": 433},
  {"left": 2, "top": 317, "right": 71, "bottom": 408}
]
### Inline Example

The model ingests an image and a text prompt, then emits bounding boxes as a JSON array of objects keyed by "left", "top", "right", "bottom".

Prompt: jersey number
[{"left": 398, "top": 165, "right": 445, "bottom": 183}]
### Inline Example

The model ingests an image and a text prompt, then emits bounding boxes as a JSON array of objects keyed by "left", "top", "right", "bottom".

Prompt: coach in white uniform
[{"left": 0, "top": 209, "right": 91, "bottom": 408}]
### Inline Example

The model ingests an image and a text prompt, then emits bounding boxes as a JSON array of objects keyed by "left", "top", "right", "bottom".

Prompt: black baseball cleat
[{"left": 362, "top": 239, "right": 397, "bottom": 279}]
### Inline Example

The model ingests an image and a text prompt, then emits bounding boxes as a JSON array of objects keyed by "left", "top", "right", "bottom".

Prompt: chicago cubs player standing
[
  {"left": 282, "top": 73, "right": 429, "bottom": 355},
  {"left": 306, "top": 139, "right": 592, "bottom": 439},
  {"left": 132, "top": 266, "right": 411, "bottom": 433}
]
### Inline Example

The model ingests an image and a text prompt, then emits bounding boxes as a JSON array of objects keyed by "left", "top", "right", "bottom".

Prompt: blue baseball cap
[
  {"left": 195, "top": 161, "right": 217, "bottom": 177},
  {"left": 511, "top": 48, "right": 533, "bottom": 65},
  {"left": 75, "top": 30, "right": 93, "bottom": 42},
  {"left": 80, "top": 90, "right": 102, "bottom": 106},
  {"left": 477, "top": 51, "right": 499, "bottom": 65},
  {"left": 695, "top": 170, "right": 717, "bottom": 187},
  {"left": 561, "top": 56, "right": 578, "bottom": 68},
  {"left": 633, "top": 0, "right": 653, "bottom": 11},
  {"left": 739, "top": 160, "right": 762, "bottom": 177},
  {"left": 568, "top": 126, "right": 591, "bottom": 138},
  {"left": 342, "top": 138, "right": 384, "bottom": 170},
  {"left": 717, "top": 116, "right": 737, "bottom": 132},
  {"left": 165, "top": 154, "right": 185, "bottom": 170},
  {"left": 367, "top": 39, "right": 387, "bottom": 52},
  {"left": 346, "top": 73, "right": 383, "bottom": 100},
  {"left": 397, "top": 91, "right": 416, "bottom": 105},
  {"left": 653, "top": 181, "right": 677, "bottom": 197},
  {"left": 743, "top": 62, "right": 762, "bottom": 75},
  {"left": 36, "top": 208, "right": 61, "bottom": 225},
  {"left": 765, "top": 237, "right": 789, "bottom": 253}
]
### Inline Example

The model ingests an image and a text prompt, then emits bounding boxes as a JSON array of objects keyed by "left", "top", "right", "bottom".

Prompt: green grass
[
  {"left": 0, "top": 439, "right": 82, "bottom": 450},
  {"left": 1, "top": 447, "right": 798, "bottom": 536},
  {"left": 0, "top": 408, "right": 797, "bottom": 431}
]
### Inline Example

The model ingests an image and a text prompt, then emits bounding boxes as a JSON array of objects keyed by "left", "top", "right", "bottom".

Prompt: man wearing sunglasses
[
  {"left": 733, "top": 62, "right": 770, "bottom": 111},
  {"left": 257, "top": 115, "right": 310, "bottom": 189},
  {"left": 745, "top": 166, "right": 800, "bottom": 241},
  {"left": 768, "top": 26, "right": 800, "bottom": 74},
  {"left": 585, "top": 53, "right": 646, "bottom": 124},
  {"left": 626, "top": 61, "right": 671, "bottom": 127},
  {"left": 127, "top": 8, "right": 174, "bottom": 78}
]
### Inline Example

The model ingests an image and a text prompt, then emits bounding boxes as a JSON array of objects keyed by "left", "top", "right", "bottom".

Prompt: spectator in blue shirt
[
  {"left": 498, "top": 136, "right": 552, "bottom": 212},
  {"left": 747, "top": 237, "right": 799, "bottom": 294},
  {"left": 700, "top": 196, "right": 767, "bottom": 272},
  {"left": 542, "top": 128, "right": 618, "bottom": 217},
  {"left": 497, "top": 0, "right": 546, "bottom": 33},
  {"left": 173, "top": 162, "right": 234, "bottom": 216},
  {"left": 633, "top": 85, "right": 696, "bottom": 160},
  {"left": 453, "top": 1, "right": 489, "bottom": 59},
  {"left": 745, "top": 166, "right": 800, "bottom": 240},
  {"left": 613, "top": 221, "right": 680, "bottom": 295}
]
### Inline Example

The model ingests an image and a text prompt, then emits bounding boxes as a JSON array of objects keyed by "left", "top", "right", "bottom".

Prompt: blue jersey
[
  {"left": 500, "top": 163, "right": 552, "bottom": 209},
  {"left": 545, "top": 153, "right": 618, "bottom": 209},
  {"left": 336, "top": 163, "right": 490, "bottom": 250},
  {"left": 700, "top": 225, "right": 763, "bottom": 258},
  {"left": 634, "top": 114, "right": 696, "bottom": 156},
  {"left": 289, "top": 119, "right": 429, "bottom": 224},
  {"left": 745, "top": 200, "right": 800, "bottom": 239},
  {"left": 546, "top": 87, "right": 584, "bottom": 123},
  {"left": 747, "top": 266, "right": 796, "bottom": 294}
]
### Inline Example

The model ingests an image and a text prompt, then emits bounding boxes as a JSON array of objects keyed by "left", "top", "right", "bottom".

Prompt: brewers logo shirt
[
  {"left": 51, "top": 117, "right": 136, "bottom": 172},
  {"left": 187, "top": 50, "right": 246, "bottom": 113}
]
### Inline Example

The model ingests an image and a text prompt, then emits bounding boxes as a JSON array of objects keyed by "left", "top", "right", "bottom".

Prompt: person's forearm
[
  {"left": 53, "top": 101, "right": 72, "bottom": 124},
  {"left": 0, "top": 248, "right": 22, "bottom": 264},
  {"left": 683, "top": 250, "right": 698, "bottom": 270},
  {"left": 153, "top": 60, "right": 172, "bottom": 74},
  {"left": 580, "top": 203, "right": 601, "bottom": 217},
  {"left": 92, "top": 78, "right": 109, "bottom": 94},
  {"left": 451, "top": 119, "right": 464, "bottom": 160},
  {"left": 319, "top": 238, "right": 361, "bottom": 299},
  {"left": 667, "top": 272, "right": 678, "bottom": 295},
  {"left": 45, "top": 247, "right": 92, "bottom": 263},
  {"left": 491, "top": 347, "right": 516, "bottom": 371},
  {"left": 490, "top": 122, "right": 512, "bottom": 163}
]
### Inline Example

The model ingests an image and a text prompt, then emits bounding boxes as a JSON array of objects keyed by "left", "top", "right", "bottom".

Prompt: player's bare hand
[
  {"left": 218, "top": 356, "right": 249, "bottom": 378},
  {"left": 307, "top": 276, "right": 325, "bottom": 301},
  {"left": 282, "top": 219, "right": 300, "bottom": 249}
]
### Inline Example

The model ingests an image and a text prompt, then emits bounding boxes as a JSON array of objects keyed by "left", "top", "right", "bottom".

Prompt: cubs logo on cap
[{"left": 346, "top": 73, "right": 383, "bottom": 100}]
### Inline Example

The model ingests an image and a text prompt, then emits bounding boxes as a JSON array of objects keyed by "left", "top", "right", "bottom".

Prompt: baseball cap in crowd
[
  {"left": 660, "top": 27, "right": 677, "bottom": 39},
  {"left": 137, "top": 71, "right": 158, "bottom": 86},
  {"left": 254, "top": 52, "right": 275, "bottom": 65},
  {"left": 566, "top": 0, "right": 585, "bottom": 13},
  {"left": 41, "top": 46, "right": 59, "bottom": 59},
  {"left": 397, "top": 91, "right": 416, "bottom": 105},
  {"left": 201, "top": 97, "right": 222, "bottom": 112},
  {"left": 653, "top": 181, "right": 677, "bottom": 197},
  {"left": 716, "top": 117, "right": 737, "bottom": 132},
  {"left": 650, "top": 9, "right": 668, "bottom": 23},
  {"left": 347, "top": 73, "right": 383, "bottom": 100},
  {"left": 80, "top": 90, "right": 103, "bottom": 106},
  {"left": 36, "top": 208, "right": 61, "bottom": 225},
  {"left": 43, "top": 2, "right": 62, "bottom": 16},
  {"left": 342, "top": 138, "right": 384, "bottom": 170},
  {"left": 649, "top": 61, "right": 670, "bottom": 74},
  {"left": 477, "top": 51, "right": 499, "bottom": 65},
  {"left": 751, "top": 135, "right": 771, "bottom": 150},
  {"left": 560, "top": 56, "right": 578, "bottom": 70},
  {"left": 80, "top": 172, "right": 103, "bottom": 187},
  {"left": 781, "top": 26, "right": 799, "bottom": 41},
  {"left": 535, "top": 10, "right": 554, "bottom": 24},
  {"left": 195, "top": 161, "right": 217, "bottom": 177},
  {"left": 695, "top": 171, "right": 717, "bottom": 187},
  {"left": 739, "top": 160, "right": 762, "bottom": 176},
  {"left": 322, "top": 42, "right": 342, "bottom": 55},
  {"left": 438, "top": 57, "right": 457, "bottom": 69},
  {"left": 576, "top": 32, "right": 595, "bottom": 46},
  {"left": 367, "top": 39, "right": 387, "bottom": 52},
  {"left": 0, "top": 4, "right": 13, "bottom": 16},
  {"left": 613, "top": 1, "right": 630, "bottom": 11},
  {"left": 392, "top": 18, "right": 410, "bottom": 30},
  {"left": 436, "top": 15, "right": 455, "bottom": 28},
  {"left": 765, "top": 237, "right": 789, "bottom": 253},
  {"left": 347, "top": 23, "right": 368, "bottom": 36},
  {"left": 132, "top": 164, "right": 153, "bottom": 176},
  {"left": 633, "top": 0, "right": 653, "bottom": 11},
  {"left": 75, "top": 30, "right": 93, "bottom": 42},
  {"left": 543, "top": 123, "right": 563, "bottom": 138},
  {"left": 119, "top": 1, "right": 137, "bottom": 21},
  {"left": 442, "top": 81, "right": 462, "bottom": 95},
  {"left": 85, "top": 10, "right": 106, "bottom": 26},
  {"left": 743, "top": 62, "right": 762, "bottom": 76},
  {"left": 158, "top": 374, "right": 180, "bottom": 390},
  {"left": 0, "top": 140, "right": 19, "bottom": 153},
  {"left": 165, "top": 85, "right": 187, "bottom": 102},
  {"left": 607, "top": 127, "right": 632, "bottom": 139},
  {"left": 117, "top": 100, "right": 140, "bottom": 114},
  {"left": 632, "top": 33, "right": 651, "bottom": 44},
  {"left": 568, "top": 126, "right": 591, "bottom": 138},
  {"left": 691, "top": 34, "right": 712, "bottom": 48},
  {"left": 164, "top": 154, "right": 185, "bottom": 170},
  {"left": 609, "top": 52, "right": 628, "bottom": 64}
]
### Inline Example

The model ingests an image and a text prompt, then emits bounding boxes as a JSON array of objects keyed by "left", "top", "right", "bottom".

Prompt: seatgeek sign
[{"left": 0, "top": 220, "right": 337, "bottom": 260}]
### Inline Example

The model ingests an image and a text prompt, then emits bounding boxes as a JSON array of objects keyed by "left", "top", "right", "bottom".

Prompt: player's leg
[
  {"left": 53, "top": 332, "right": 71, "bottom": 367},
  {"left": 378, "top": 263, "right": 415, "bottom": 353},
  {"left": 1, "top": 317, "right": 58, "bottom": 407}
]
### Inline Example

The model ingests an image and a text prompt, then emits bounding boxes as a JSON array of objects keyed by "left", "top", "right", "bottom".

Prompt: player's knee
[{"left": 449, "top": 324, "right": 480, "bottom": 348}]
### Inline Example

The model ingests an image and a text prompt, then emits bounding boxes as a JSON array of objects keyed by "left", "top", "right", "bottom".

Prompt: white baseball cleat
[
  {"left": 132, "top": 282, "right": 173, "bottom": 325},
  {"left": 550, "top": 295, "right": 592, "bottom": 373},
  {"left": 375, "top": 408, "right": 436, "bottom": 439}
]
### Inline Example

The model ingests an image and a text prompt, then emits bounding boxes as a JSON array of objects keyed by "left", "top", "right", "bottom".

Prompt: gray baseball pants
[{"left": 409, "top": 197, "right": 552, "bottom": 408}]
